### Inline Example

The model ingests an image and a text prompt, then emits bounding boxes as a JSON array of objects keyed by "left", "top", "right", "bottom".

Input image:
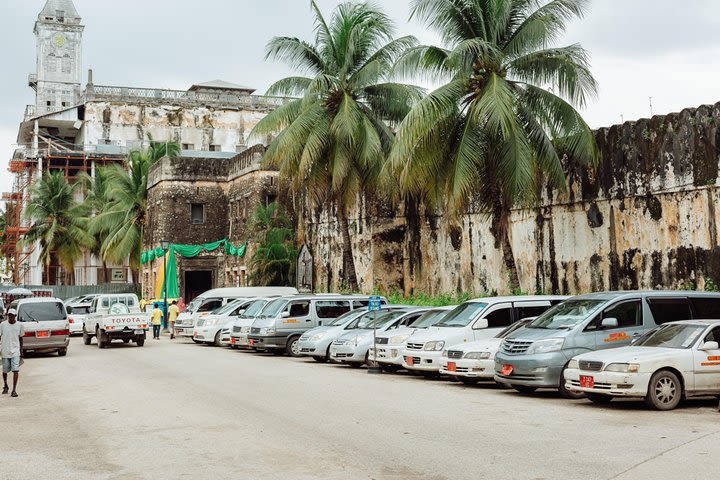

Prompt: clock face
[{"left": 53, "top": 34, "right": 66, "bottom": 48}]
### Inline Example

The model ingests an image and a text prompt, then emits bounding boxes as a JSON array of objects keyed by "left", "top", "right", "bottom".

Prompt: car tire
[
  {"left": 559, "top": 365, "right": 585, "bottom": 399},
  {"left": 136, "top": 336, "right": 145, "bottom": 347},
  {"left": 459, "top": 377, "right": 480, "bottom": 386},
  {"left": 58, "top": 348, "right": 67, "bottom": 357},
  {"left": 82, "top": 329, "right": 92, "bottom": 345},
  {"left": 96, "top": 328, "right": 106, "bottom": 349},
  {"left": 286, "top": 336, "right": 301, "bottom": 357},
  {"left": 586, "top": 393, "right": 613, "bottom": 405},
  {"left": 380, "top": 364, "right": 401, "bottom": 373},
  {"left": 645, "top": 370, "right": 682, "bottom": 410},
  {"left": 512, "top": 385, "right": 538, "bottom": 394},
  {"left": 312, "top": 356, "right": 328, "bottom": 363},
  {"left": 347, "top": 362, "right": 362, "bottom": 369},
  {"left": 213, "top": 331, "right": 223, "bottom": 347}
]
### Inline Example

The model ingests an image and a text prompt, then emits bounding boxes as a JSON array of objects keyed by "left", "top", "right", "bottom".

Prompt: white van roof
[{"left": 196, "top": 287, "right": 298, "bottom": 298}]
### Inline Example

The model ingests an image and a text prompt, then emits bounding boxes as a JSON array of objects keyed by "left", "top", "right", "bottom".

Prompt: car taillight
[
  {"left": 23, "top": 332, "right": 34, "bottom": 337},
  {"left": 52, "top": 329, "right": 70, "bottom": 336},
  {"left": 68, "top": 318, "right": 74, "bottom": 323}
]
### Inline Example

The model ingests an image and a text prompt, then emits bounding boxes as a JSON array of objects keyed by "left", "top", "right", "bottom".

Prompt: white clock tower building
[{"left": 30, "top": 0, "right": 83, "bottom": 115}]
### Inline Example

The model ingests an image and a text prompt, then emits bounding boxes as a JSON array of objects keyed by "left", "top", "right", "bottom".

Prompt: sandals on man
[{"left": 10, "top": 391, "right": 18, "bottom": 397}]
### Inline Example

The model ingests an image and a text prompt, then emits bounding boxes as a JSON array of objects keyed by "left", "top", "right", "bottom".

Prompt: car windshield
[
  {"left": 435, "top": 303, "right": 487, "bottom": 328},
  {"left": 529, "top": 299, "right": 605, "bottom": 330},
  {"left": 635, "top": 324, "right": 707, "bottom": 349},
  {"left": 496, "top": 319, "right": 532, "bottom": 338},
  {"left": 260, "top": 298, "right": 289, "bottom": 318},
  {"left": 186, "top": 297, "right": 203, "bottom": 313},
  {"left": 410, "top": 309, "right": 450, "bottom": 328},
  {"left": 214, "top": 299, "right": 246, "bottom": 315},
  {"left": 18, "top": 302, "right": 66, "bottom": 322},
  {"left": 347, "top": 310, "right": 402, "bottom": 330},
  {"left": 328, "top": 309, "right": 365, "bottom": 326},
  {"left": 241, "top": 300, "right": 269, "bottom": 318}
]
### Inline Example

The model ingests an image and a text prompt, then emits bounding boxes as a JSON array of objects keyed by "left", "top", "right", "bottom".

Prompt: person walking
[
  {"left": 151, "top": 303, "right": 163, "bottom": 340},
  {"left": 1, "top": 308, "right": 24, "bottom": 397},
  {"left": 168, "top": 301, "right": 179, "bottom": 340}
]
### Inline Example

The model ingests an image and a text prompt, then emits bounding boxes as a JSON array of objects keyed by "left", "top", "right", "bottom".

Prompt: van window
[
  {"left": 647, "top": 298, "right": 692, "bottom": 325},
  {"left": 316, "top": 301, "right": 351, "bottom": 318},
  {"left": 515, "top": 305, "right": 549, "bottom": 320},
  {"left": 18, "top": 302, "right": 66, "bottom": 322},
  {"left": 353, "top": 300, "right": 369, "bottom": 308},
  {"left": 586, "top": 300, "right": 641, "bottom": 331},
  {"left": 485, "top": 306, "right": 514, "bottom": 328},
  {"left": 691, "top": 298, "right": 720, "bottom": 319},
  {"left": 73, "top": 306, "right": 90, "bottom": 315},
  {"left": 288, "top": 301, "right": 310, "bottom": 317},
  {"left": 199, "top": 299, "right": 223, "bottom": 313},
  {"left": 401, "top": 312, "right": 424, "bottom": 326},
  {"left": 102, "top": 298, "right": 109, "bottom": 308}
]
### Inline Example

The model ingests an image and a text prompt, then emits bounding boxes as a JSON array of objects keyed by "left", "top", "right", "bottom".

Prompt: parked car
[
  {"left": 248, "top": 295, "right": 386, "bottom": 356},
  {"left": 494, "top": 291, "right": 720, "bottom": 398},
  {"left": 440, "top": 319, "right": 533, "bottom": 384},
  {"left": 330, "top": 308, "right": 424, "bottom": 367},
  {"left": 370, "top": 306, "right": 455, "bottom": 372},
  {"left": 66, "top": 301, "right": 92, "bottom": 335},
  {"left": 192, "top": 298, "right": 255, "bottom": 346},
  {"left": 402, "top": 296, "right": 567, "bottom": 375},
  {"left": 564, "top": 320, "right": 720, "bottom": 410},
  {"left": 297, "top": 308, "right": 372, "bottom": 362},
  {"left": 175, "top": 287, "right": 298, "bottom": 339},
  {"left": 10, "top": 297, "right": 69, "bottom": 356},
  {"left": 228, "top": 298, "right": 276, "bottom": 349}
]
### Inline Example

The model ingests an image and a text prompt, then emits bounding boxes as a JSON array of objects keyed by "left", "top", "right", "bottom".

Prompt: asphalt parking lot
[{"left": 1, "top": 336, "right": 719, "bottom": 480}]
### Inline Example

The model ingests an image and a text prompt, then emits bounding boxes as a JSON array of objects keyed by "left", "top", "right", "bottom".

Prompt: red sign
[
  {"left": 580, "top": 375, "right": 594, "bottom": 388},
  {"left": 447, "top": 362, "right": 457, "bottom": 372},
  {"left": 501, "top": 364, "right": 513, "bottom": 376}
]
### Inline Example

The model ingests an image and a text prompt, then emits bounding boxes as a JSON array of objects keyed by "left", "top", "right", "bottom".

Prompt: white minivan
[
  {"left": 174, "top": 287, "right": 298, "bottom": 338},
  {"left": 402, "top": 296, "right": 567, "bottom": 374}
]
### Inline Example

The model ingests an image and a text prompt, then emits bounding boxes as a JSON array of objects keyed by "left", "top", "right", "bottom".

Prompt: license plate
[
  {"left": 580, "top": 375, "right": 594, "bottom": 388},
  {"left": 406, "top": 356, "right": 414, "bottom": 366},
  {"left": 447, "top": 362, "right": 457, "bottom": 372},
  {"left": 176, "top": 328, "right": 183, "bottom": 333},
  {"left": 249, "top": 339, "right": 255, "bottom": 346},
  {"left": 133, "top": 329, "right": 144, "bottom": 335},
  {"left": 501, "top": 364, "right": 513, "bottom": 376},
  {"left": 230, "top": 338, "right": 235, "bottom": 344},
  {"left": 36, "top": 331, "right": 49, "bottom": 338}
]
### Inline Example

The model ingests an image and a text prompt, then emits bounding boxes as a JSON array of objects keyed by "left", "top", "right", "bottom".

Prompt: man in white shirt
[{"left": 1, "top": 308, "right": 24, "bottom": 397}]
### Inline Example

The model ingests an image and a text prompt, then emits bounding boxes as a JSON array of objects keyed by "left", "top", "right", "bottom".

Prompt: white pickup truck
[{"left": 82, "top": 294, "right": 150, "bottom": 348}]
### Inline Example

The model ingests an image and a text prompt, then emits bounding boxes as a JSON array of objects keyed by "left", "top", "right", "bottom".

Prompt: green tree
[
  {"left": 252, "top": 0, "right": 422, "bottom": 291},
  {"left": 92, "top": 138, "right": 179, "bottom": 284},
  {"left": 22, "top": 171, "right": 94, "bottom": 284},
  {"left": 249, "top": 203, "right": 298, "bottom": 286},
  {"left": 388, "top": 0, "right": 599, "bottom": 290}
]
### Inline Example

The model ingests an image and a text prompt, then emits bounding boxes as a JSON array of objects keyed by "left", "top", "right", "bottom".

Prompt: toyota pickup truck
[{"left": 82, "top": 294, "right": 150, "bottom": 348}]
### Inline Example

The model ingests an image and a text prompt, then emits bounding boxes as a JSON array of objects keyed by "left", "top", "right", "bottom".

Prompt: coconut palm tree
[
  {"left": 92, "top": 138, "right": 179, "bottom": 284},
  {"left": 23, "top": 171, "right": 94, "bottom": 284},
  {"left": 388, "top": 0, "right": 599, "bottom": 290},
  {"left": 252, "top": 0, "right": 423, "bottom": 291}
]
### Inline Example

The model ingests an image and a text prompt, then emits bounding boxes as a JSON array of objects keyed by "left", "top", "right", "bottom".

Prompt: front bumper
[
  {"left": 230, "top": 332, "right": 250, "bottom": 347},
  {"left": 493, "top": 352, "right": 567, "bottom": 388},
  {"left": 174, "top": 324, "right": 195, "bottom": 337},
  {"left": 564, "top": 368, "right": 651, "bottom": 397},
  {"left": 329, "top": 344, "right": 367, "bottom": 363},
  {"left": 440, "top": 357, "right": 495, "bottom": 379},
  {"left": 402, "top": 349, "right": 442, "bottom": 372},
  {"left": 298, "top": 338, "right": 333, "bottom": 358},
  {"left": 192, "top": 326, "right": 221, "bottom": 342},
  {"left": 247, "top": 334, "right": 288, "bottom": 350},
  {"left": 368, "top": 344, "right": 405, "bottom": 366}
]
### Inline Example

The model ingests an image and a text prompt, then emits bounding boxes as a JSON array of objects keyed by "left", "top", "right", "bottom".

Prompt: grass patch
[{"left": 384, "top": 290, "right": 481, "bottom": 307}]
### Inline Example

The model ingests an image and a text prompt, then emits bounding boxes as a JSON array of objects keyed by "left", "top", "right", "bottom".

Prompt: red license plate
[
  {"left": 447, "top": 362, "right": 456, "bottom": 372},
  {"left": 230, "top": 338, "right": 235, "bottom": 344},
  {"left": 406, "top": 356, "right": 414, "bottom": 366},
  {"left": 580, "top": 375, "right": 594, "bottom": 388},
  {"left": 249, "top": 339, "right": 255, "bottom": 346},
  {"left": 501, "top": 364, "right": 513, "bottom": 376},
  {"left": 36, "top": 331, "right": 50, "bottom": 338}
]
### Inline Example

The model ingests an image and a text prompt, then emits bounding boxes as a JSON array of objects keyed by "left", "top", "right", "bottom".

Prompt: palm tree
[
  {"left": 252, "top": 0, "right": 423, "bottom": 291},
  {"left": 388, "top": 0, "right": 599, "bottom": 291},
  {"left": 249, "top": 203, "right": 297, "bottom": 286},
  {"left": 23, "top": 171, "right": 94, "bottom": 284},
  {"left": 92, "top": 138, "right": 179, "bottom": 284}
]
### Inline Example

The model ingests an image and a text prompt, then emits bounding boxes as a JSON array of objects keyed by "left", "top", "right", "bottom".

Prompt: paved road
[{"left": 2, "top": 336, "right": 719, "bottom": 480}]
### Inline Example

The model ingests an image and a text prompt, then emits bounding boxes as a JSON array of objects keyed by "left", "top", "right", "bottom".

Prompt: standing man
[
  {"left": 1, "top": 308, "right": 24, "bottom": 397},
  {"left": 168, "top": 301, "right": 179, "bottom": 340},
  {"left": 151, "top": 303, "right": 163, "bottom": 340}
]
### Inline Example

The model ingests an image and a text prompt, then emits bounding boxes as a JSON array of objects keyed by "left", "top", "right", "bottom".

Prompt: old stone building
[{"left": 6, "top": 0, "right": 284, "bottom": 285}]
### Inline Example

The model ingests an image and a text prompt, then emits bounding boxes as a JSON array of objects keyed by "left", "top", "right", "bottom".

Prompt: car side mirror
[
  {"left": 601, "top": 318, "right": 619, "bottom": 329},
  {"left": 700, "top": 341, "right": 719, "bottom": 351},
  {"left": 65, "top": 305, "right": 73, "bottom": 315},
  {"left": 473, "top": 318, "right": 489, "bottom": 330},
  {"left": 281, "top": 311, "right": 290, "bottom": 318}
]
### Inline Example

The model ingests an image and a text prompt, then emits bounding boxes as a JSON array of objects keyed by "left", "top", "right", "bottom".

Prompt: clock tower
[{"left": 31, "top": 0, "right": 84, "bottom": 115}]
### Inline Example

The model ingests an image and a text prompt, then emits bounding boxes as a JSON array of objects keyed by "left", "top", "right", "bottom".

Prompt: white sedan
[{"left": 564, "top": 320, "right": 720, "bottom": 410}]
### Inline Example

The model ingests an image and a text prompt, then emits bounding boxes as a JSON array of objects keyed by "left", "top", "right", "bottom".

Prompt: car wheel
[
  {"left": 559, "top": 365, "right": 585, "bottom": 399},
  {"left": 136, "top": 336, "right": 145, "bottom": 347},
  {"left": 459, "top": 377, "right": 480, "bottom": 386},
  {"left": 96, "top": 328, "right": 106, "bottom": 349},
  {"left": 586, "top": 393, "right": 613, "bottom": 405},
  {"left": 380, "top": 364, "right": 401, "bottom": 373},
  {"left": 645, "top": 370, "right": 682, "bottom": 410},
  {"left": 271, "top": 349, "right": 285, "bottom": 356},
  {"left": 512, "top": 385, "right": 537, "bottom": 394},
  {"left": 122, "top": 339, "right": 130, "bottom": 344},
  {"left": 58, "top": 348, "right": 67, "bottom": 357},
  {"left": 213, "top": 331, "right": 223, "bottom": 347},
  {"left": 286, "top": 336, "right": 301, "bottom": 357},
  {"left": 313, "top": 356, "right": 328, "bottom": 363},
  {"left": 82, "top": 329, "right": 92, "bottom": 345}
]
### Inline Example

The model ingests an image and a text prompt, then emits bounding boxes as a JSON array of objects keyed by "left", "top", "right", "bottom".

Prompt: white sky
[{"left": 1, "top": 0, "right": 720, "bottom": 196}]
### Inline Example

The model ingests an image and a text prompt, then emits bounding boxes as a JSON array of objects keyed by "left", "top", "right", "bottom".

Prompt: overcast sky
[{"left": 2, "top": 0, "right": 720, "bottom": 195}]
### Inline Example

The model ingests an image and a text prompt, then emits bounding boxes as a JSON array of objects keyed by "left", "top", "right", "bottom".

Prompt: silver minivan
[
  {"left": 11, "top": 297, "right": 70, "bottom": 356},
  {"left": 494, "top": 291, "right": 720, "bottom": 398},
  {"left": 247, "top": 295, "right": 386, "bottom": 356}
]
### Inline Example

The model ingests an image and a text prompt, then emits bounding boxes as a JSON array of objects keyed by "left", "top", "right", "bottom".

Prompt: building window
[
  {"left": 191, "top": 204, "right": 204, "bottom": 225},
  {"left": 47, "top": 101, "right": 53, "bottom": 107},
  {"left": 62, "top": 55, "right": 71, "bottom": 74},
  {"left": 209, "top": 145, "right": 221, "bottom": 152},
  {"left": 182, "top": 143, "right": 194, "bottom": 150}
]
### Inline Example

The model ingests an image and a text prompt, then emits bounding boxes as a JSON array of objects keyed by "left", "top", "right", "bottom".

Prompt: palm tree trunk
[
  {"left": 491, "top": 195, "right": 520, "bottom": 293},
  {"left": 337, "top": 211, "right": 359, "bottom": 292}
]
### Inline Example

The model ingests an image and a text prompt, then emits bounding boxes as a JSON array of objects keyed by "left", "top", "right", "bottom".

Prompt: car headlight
[
  {"left": 604, "top": 363, "right": 640, "bottom": 373},
  {"left": 441, "top": 350, "right": 448, "bottom": 357},
  {"left": 389, "top": 334, "right": 410, "bottom": 345},
  {"left": 525, "top": 338, "right": 565, "bottom": 355},
  {"left": 309, "top": 332, "right": 327, "bottom": 342},
  {"left": 260, "top": 327, "right": 276, "bottom": 335},
  {"left": 205, "top": 319, "right": 219, "bottom": 327},
  {"left": 464, "top": 351, "right": 492, "bottom": 360},
  {"left": 424, "top": 341, "right": 445, "bottom": 351},
  {"left": 567, "top": 359, "right": 579, "bottom": 369}
]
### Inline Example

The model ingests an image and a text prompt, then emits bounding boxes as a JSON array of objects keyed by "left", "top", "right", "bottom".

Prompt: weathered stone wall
[{"left": 303, "top": 102, "right": 720, "bottom": 295}]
